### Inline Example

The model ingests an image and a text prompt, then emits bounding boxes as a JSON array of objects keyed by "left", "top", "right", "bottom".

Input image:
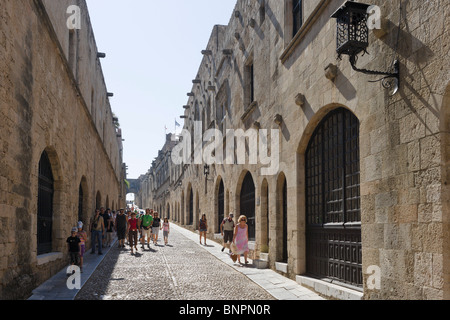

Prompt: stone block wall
[
  {"left": 0, "top": 0, "right": 125, "bottom": 299},
  {"left": 140, "top": 0, "right": 449, "bottom": 299}
]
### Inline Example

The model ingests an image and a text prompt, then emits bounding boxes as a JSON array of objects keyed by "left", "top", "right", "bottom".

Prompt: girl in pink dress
[{"left": 233, "top": 215, "right": 249, "bottom": 264}]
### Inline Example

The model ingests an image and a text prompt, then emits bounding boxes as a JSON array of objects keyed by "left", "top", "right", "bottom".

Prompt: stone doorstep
[
  {"left": 296, "top": 275, "right": 363, "bottom": 300},
  {"left": 275, "top": 262, "right": 288, "bottom": 273}
]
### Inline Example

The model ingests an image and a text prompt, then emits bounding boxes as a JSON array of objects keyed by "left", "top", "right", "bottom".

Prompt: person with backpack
[
  {"left": 90, "top": 209, "right": 105, "bottom": 255},
  {"left": 140, "top": 208, "right": 153, "bottom": 249},
  {"left": 221, "top": 213, "right": 235, "bottom": 253}
]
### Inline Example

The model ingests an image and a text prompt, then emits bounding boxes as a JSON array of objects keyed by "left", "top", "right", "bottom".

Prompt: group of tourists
[
  {"left": 66, "top": 207, "right": 171, "bottom": 272},
  {"left": 67, "top": 207, "right": 251, "bottom": 273}
]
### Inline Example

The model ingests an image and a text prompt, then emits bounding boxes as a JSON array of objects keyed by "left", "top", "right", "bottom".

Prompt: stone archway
[
  {"left": 298, "top": 106, "right": 362, "bottom": 287},
  {"left": 36, "top": 147, "right": 64, "bottom": 255},
  {"left": 215, "top": 176, "right": 225, "bottom": 233},
  {"left": 236, "top": 170, "right": 256, "bottom": 241}
]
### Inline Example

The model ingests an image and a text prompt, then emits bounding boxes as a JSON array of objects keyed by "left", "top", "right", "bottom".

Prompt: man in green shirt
[{"left": 140, "top": 209, "right": 154, "bottom": 249}]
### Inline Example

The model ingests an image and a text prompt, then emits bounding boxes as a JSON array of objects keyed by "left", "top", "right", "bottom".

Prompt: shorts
[
  {"left": 141, "top": 228, "right": 151, "bottom": 241},
  {"left": 200, "top": 229, "right": 207, "bottom": 232},
  {"left": 163, "top": 231, "right": 169, "bottom": 238},
  {"left": 223, "top": 230, "right": 233, "bottom": 243},
  {"left": 69, "top": 252, "right": 80, "bottom": 265},
  {"left": 152, "top": 227, "right": 160, "bottom": 235}
]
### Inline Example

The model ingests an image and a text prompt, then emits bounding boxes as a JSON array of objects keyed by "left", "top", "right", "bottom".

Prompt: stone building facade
[
  {"left": 0, "top": 0, "right": 126, "bottom": 299},
  {"left": 139, "top": 0, "right": 449, "bottom": 300}
]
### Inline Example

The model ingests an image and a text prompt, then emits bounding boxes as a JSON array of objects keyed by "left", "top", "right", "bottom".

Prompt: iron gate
[
  {"left": 240, "top": 172, "right": 255, "bottom": 241},
  {"left": 305, "top": 108, "right": 362, "bottom": 287}
]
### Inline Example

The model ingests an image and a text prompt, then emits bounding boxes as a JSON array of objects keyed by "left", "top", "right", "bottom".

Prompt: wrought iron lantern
[
  {"left": 332, "top": 1, "right": 370, "bottom": 57},
  {"left": 331, "top": 1, "right": 399, "bottom": 95}
]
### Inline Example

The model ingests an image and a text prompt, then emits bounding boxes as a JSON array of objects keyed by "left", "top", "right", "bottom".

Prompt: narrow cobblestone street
[{"left": 75, "top": 225, "right": 275, "bottom": 300}]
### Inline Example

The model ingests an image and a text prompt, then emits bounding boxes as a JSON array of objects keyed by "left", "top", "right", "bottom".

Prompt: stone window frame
[
  {"left": 281, "top": 0, "right": 333, "bottom": 63},
  {"left": 243, "top": 51, "right": 256, "bottom": 111}
]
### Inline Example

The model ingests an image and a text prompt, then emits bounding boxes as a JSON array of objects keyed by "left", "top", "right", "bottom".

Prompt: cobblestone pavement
[{"left": 75, "top": 226, "right": 275, "bottom": 300}]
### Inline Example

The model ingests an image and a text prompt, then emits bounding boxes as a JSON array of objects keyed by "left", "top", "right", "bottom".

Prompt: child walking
[
  {"left": 67, "top": 227, "right": 81, "bottom": 271},
  {"left": 77, "top": 222, "right": 87, "bottom": 273},
  {"left": 162, "top": 218, "right": 170, "bottom": 245}
]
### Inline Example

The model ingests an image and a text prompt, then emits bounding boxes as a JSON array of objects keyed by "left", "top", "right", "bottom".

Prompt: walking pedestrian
[
  {"left": 100, "top": 207, "right": 109, "bottom": 248},
  {"left": 162, "top": 218, "right": 170, "bottom": 245},
  {"left": 77, "top": 221, "right": 88, "bottom": 273},
  {"left": 90, "top": 209, "right": 105, "bottom": 255},
  {"left": 199, "top": 213, "right": 208, "bottom": 245},
  {"left": 220, "top": 213, "right": 235, "bottom": 252},
  {"left": 140, "top": 208, "right": 153, "bottom": 249},
  {"left": 67, "top": 227, "right": 81, "bottom": 268},
  {"left": 233, "top": 215, "right": 249, "bottom": 265},
  {"left": 128, "top": 211, "right": 139, "bottom": 254},
  {"left": 106, "top": 214, "right": 114, "bottom": 247},
  {"left": 115, "top": 209, "right": 127, "bottom": 248},
  {"left": 151, "top": 211, "right": 161, "bottom": 245}
]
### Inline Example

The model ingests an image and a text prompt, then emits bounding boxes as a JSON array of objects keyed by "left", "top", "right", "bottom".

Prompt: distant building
[
  {"left": 0, "top": 0, "right": 126, "bottom": 299},
  {"left": 139, "top": 0, "right": 450, "bottom": 300}
]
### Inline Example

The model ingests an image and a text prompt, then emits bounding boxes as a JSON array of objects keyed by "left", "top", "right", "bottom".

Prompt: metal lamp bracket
[{"left": 349, "top": 54, "right": 400, "bottom": 95}]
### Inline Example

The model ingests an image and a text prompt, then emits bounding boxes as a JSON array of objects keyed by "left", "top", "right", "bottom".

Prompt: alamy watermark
[
  {"left": 66, "top": 5, "right": 81, "bottom": 30},
  {"left": 66, "top": 265, "right": 81, "bottom": 290},
  {"left": 367, "top": 5, "right": 382, "bottom": 30},
  {"left": 171, "top": 122, "right": 280, "bottom": 176}
]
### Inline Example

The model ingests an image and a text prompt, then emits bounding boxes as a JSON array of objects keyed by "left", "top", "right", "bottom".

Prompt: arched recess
[
  {"left": 195, "top": 190, "right": 200, "bottom": 230},
  {"left": 297, "top": 106, "right": 363, "bottom": 287},
  {"left": 215, "top": 176, "right": 225, "bottom": 233},
  {"left": 180, "top": 190, "right": 185, "bottom": 225},
  {"left": 78, "top": 176, "right": 89, "bottom": 226},
  {"left": 276, "top": 172, "right": 288, "bottom": 263},
  {"left": 186, "top": 183, "right": 193, "bottom": 225},
  {"left": 36, "top": 147, "right": 64, "bottom": 255},
  {"left": 236, "top": 170, "right": 256, "bottom": 241},
  {"left": 442, "top": 83, "right": 450, "bottom": 299},
  {"left": 167, "top": 202, "right": 171, "bottom": 220}
]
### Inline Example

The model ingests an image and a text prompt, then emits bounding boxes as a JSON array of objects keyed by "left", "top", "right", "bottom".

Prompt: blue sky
[{"left": 86, "top": 0, "right": 237, "bottom": 179}]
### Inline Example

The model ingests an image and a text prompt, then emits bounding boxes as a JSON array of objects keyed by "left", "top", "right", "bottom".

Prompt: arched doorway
[
  {"left": 78, "top": 177, "right": 88, "bottom": 225},
  {"left": 240, "top": 171, "right": 256, "bottom": 241},
  {"left": 37, "top": 151, "right": 54, "bottom": 255},
  {"left": 187, "top": 185, "right": 194, "bottom": 225},
  {"left": 305, "top": 108, "right": 362, "bottom": 287},
  {"left": 276, "top": 173, "right": 288, "bottom": 263}
]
